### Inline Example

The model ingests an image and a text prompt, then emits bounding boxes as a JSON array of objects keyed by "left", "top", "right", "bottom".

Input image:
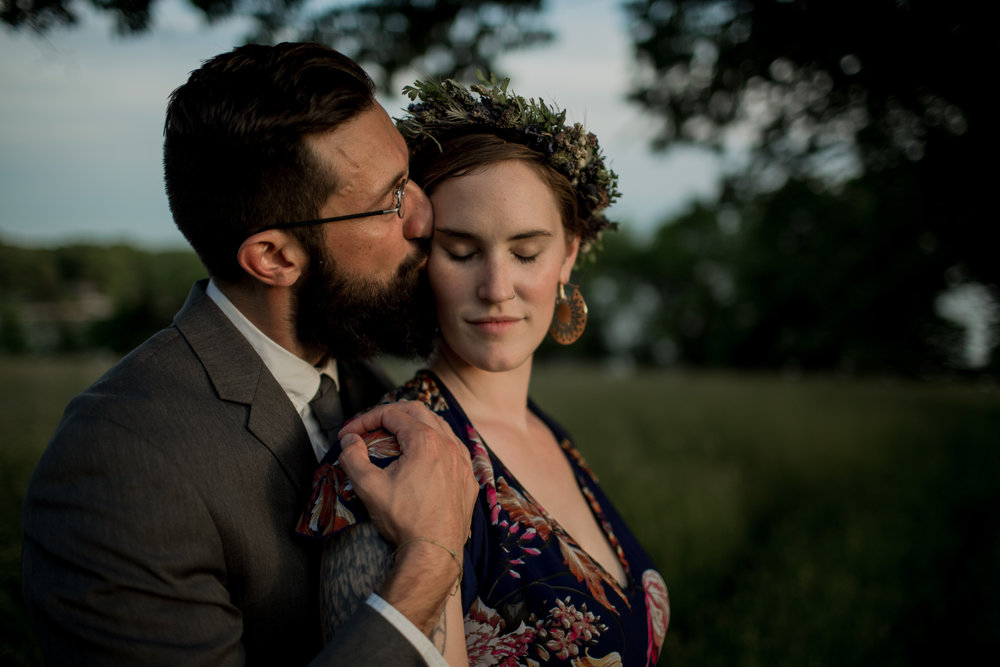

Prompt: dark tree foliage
[
  {"left": 694, "top": 177, "right": 956, "bottom": 374},
  {"left": 624, "top": 0, "right": 996, "bottom": 374},
  {"left": 1, "top": 0, "right": 551, "bottom": 92},
  {"left": 625, "top": 0, "right": 989, "bottom": 195},
  {"left": 262, "top": 1, "right": 551, "bottom": 92}
]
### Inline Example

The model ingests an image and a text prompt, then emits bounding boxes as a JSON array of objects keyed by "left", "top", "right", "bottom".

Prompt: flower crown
[{"left": 397, "top": 74, "right": 621, "bottom": 254}]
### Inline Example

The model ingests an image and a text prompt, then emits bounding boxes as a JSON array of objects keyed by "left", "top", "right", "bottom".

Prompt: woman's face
[{"left": 428, "top": 159, "right": 580, "bottom": 373}]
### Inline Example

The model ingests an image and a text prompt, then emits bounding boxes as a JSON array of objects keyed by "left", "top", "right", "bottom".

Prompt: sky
[{"left": 0, "top": 0, "right": 722, "bottom": 249}]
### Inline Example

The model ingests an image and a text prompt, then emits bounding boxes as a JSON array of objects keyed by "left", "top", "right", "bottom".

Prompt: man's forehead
[
  {"left": 309, "top": 107, "right": 408, "bottom": 193},
  {"left": 329, "top": 105, "right": 405, "bottom": 152}
]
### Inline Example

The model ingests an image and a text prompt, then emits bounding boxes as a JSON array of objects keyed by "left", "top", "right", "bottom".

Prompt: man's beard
[{"left": 294, "top": 241, "right": 437, "bottom": 361}]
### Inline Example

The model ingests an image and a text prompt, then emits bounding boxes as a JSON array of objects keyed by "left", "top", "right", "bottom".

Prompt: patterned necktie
[{"left": 309, "top": 374, "right": 344, "bottom": 458}]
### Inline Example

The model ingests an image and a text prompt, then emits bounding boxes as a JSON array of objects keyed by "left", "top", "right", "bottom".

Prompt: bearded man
[{"left": 21, "top": 42, "right": 477, "bottom": 667}]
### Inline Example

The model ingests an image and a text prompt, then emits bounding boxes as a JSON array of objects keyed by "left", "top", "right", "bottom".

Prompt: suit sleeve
[{"left": 310, "top": 603, "right": 429, "bottom": 667}]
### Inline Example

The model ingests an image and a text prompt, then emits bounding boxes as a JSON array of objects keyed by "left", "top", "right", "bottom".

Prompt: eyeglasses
[{"left": 255, "top": 178, "right": 407, "bottom": 233}]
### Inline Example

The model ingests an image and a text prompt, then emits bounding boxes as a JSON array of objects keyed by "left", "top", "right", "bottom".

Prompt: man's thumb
[{"left": 338, "top": 433, "right": 372, "bottom": 478}]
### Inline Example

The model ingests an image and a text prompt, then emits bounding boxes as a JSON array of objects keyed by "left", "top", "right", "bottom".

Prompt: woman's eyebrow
[
  {"left": 435, "top": 228, "right": 553, "bottom": 241},
  {"left": 510, "top": 230, "right": 553, "bottom": 241}
]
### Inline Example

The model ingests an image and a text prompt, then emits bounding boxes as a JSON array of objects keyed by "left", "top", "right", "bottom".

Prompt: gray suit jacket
[{"left": 22, "top": 281, "right": 423, "bottom": 666}]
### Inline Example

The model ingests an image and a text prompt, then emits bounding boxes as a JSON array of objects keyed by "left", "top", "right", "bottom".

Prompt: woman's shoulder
[
  {"left": 354, "top": 369, "right": 466, "bottom": 464},
  {"left": 382, "top": 369, "right": 453, "bottom": 415}
]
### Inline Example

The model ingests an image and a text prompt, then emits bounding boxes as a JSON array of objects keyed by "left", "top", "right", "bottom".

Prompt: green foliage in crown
[{"left": 398, "top": 73, "right": 621, "bottom": 251}]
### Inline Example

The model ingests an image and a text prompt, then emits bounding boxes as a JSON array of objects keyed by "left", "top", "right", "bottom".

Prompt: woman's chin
[{"left": 464, "top": 352, "right": 533, "bottom": 375}]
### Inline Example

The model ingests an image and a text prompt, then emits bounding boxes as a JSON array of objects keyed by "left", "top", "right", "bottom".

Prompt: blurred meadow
[
  {"left": 531, "top": 366, "right": 1000, "bottom": 664},
  {"left": 2, "top": 355, "right": 998, "bottom": 664}
]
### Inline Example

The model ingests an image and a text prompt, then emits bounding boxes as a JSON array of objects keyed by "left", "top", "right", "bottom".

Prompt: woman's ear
[
  {"left": 560, "top": 233, "right": 582, "bottom": 284},
  {"left": 237, "top": 230, "right": 308, "bottom": 287}
]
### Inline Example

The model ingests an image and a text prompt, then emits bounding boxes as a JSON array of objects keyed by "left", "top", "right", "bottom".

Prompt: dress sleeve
[{"left": 295, "top": 428, "right": 404, "bottom": 538}]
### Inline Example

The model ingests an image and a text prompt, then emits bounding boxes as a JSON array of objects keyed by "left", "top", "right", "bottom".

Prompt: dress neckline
[{"left": 418, "top": 369, "right": 633, "bottom": 591}]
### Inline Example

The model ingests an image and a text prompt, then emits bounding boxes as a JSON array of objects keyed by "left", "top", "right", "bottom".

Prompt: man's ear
[{"left": 237, "top": 230, "right": 308, "bottom": 287}]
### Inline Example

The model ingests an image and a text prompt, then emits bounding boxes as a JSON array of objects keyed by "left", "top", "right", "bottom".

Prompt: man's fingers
[{"left": 338, "top": 401, "right": 447, "bottom": 439}]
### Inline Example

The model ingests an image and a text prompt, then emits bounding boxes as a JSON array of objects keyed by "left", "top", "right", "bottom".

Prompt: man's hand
[
  {"left": 338, "top": 400, "right": 476, "bottom": 550},
  {"left": 337, "top": 401, "right": 477, "bottom": 635}
]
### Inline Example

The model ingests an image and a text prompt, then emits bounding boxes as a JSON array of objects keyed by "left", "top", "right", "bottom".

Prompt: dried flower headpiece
[{"left": 397, "top": 73, "right": 620, "bottom": 253}]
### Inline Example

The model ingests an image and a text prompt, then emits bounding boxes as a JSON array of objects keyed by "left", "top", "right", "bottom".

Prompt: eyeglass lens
[{"left": 396, "top": 180, "right": 407, "bottom": 219}]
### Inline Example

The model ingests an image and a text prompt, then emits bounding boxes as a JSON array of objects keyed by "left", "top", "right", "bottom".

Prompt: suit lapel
[{"left": 174, "top": 281, "right": 316, "bottom": 494}]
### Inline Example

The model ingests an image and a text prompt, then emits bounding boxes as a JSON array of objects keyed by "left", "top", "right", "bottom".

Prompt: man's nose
[{"left": 402, "top": 180, "right": 433, "bottom": 241}]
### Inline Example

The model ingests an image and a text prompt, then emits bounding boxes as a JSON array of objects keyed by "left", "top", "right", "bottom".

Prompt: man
[{"left": 21, "top": 43, "right": 477, "bottom": 666}]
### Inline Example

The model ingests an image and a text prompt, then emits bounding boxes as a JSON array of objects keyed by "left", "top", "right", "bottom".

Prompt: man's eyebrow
[
  {"left": 354, "top": 169, "right": 406, "bottom": 208},
  {"left": 377, "top": 169, "right": 408, "bottom": 199}
]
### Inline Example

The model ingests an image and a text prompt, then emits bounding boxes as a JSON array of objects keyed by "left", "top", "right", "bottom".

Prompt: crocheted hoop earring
[{"left": 549, "top": 283, "right": 588, "bottom": 345}]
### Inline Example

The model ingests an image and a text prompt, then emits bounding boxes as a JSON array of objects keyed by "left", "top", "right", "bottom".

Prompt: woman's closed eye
[
  {"left": 444, "top": 248, "right": 540, "bottom": 264},
  {"left": 511, "top": 242, "right": 544, "bottom": 263},
  {"left": 443, "top": 247, "right": 477, "bottom": 262}
]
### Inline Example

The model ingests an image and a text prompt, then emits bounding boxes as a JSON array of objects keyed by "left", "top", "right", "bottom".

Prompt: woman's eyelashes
[
  {"left": 444, "top": 248, "right": 540, "bottom": 264},
  {"left": 441, "top": 244, "right": 474, "bottom": 261}
]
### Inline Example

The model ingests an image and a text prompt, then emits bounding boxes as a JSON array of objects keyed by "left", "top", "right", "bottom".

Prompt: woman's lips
[{"left": 468, "top": 317, "right": 521, "bottom": 334}]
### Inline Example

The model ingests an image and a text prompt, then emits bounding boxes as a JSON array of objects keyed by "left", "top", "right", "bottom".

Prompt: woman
[{"left": 298, "top": 77, "right": 670, "bottom": 666}]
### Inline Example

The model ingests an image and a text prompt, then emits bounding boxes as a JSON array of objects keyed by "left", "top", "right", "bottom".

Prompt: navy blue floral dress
[{"left": 298, "top": 370, "right": 669, "bottom": 666}]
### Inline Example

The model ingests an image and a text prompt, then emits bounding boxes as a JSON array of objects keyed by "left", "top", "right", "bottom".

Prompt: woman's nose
[{"left": 477, "top": 260, "right": 515, "bottom": 303}]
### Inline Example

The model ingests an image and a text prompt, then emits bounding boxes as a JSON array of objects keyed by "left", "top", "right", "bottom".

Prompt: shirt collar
[{"left": 205, "top": 279, "right": 338, "bottom": 409}]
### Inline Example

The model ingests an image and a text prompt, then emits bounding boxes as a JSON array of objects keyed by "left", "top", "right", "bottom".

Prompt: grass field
[{"left": 2, "top": 356, "right": 998, "bottom": 665}]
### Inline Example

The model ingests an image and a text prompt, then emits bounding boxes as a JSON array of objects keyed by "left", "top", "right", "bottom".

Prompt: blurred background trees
[
  {"left": 617, "top": 0, "right": 996, "bottom": 375},
  {"left": 2, "top": 0, "right": 996, "bottom": 376},
  {"left": 0, "top": 241, "right": 204, "bottom": 354}
]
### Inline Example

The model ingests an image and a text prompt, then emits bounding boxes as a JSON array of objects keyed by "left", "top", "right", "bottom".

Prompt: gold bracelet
[{"left": 392, "top": 536, "right": 463, "bottom": 596}]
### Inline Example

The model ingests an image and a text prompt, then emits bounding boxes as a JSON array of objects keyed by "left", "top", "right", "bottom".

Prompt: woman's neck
[{"left": 428, "top": 348, "right": 534, "bottom": 431}]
